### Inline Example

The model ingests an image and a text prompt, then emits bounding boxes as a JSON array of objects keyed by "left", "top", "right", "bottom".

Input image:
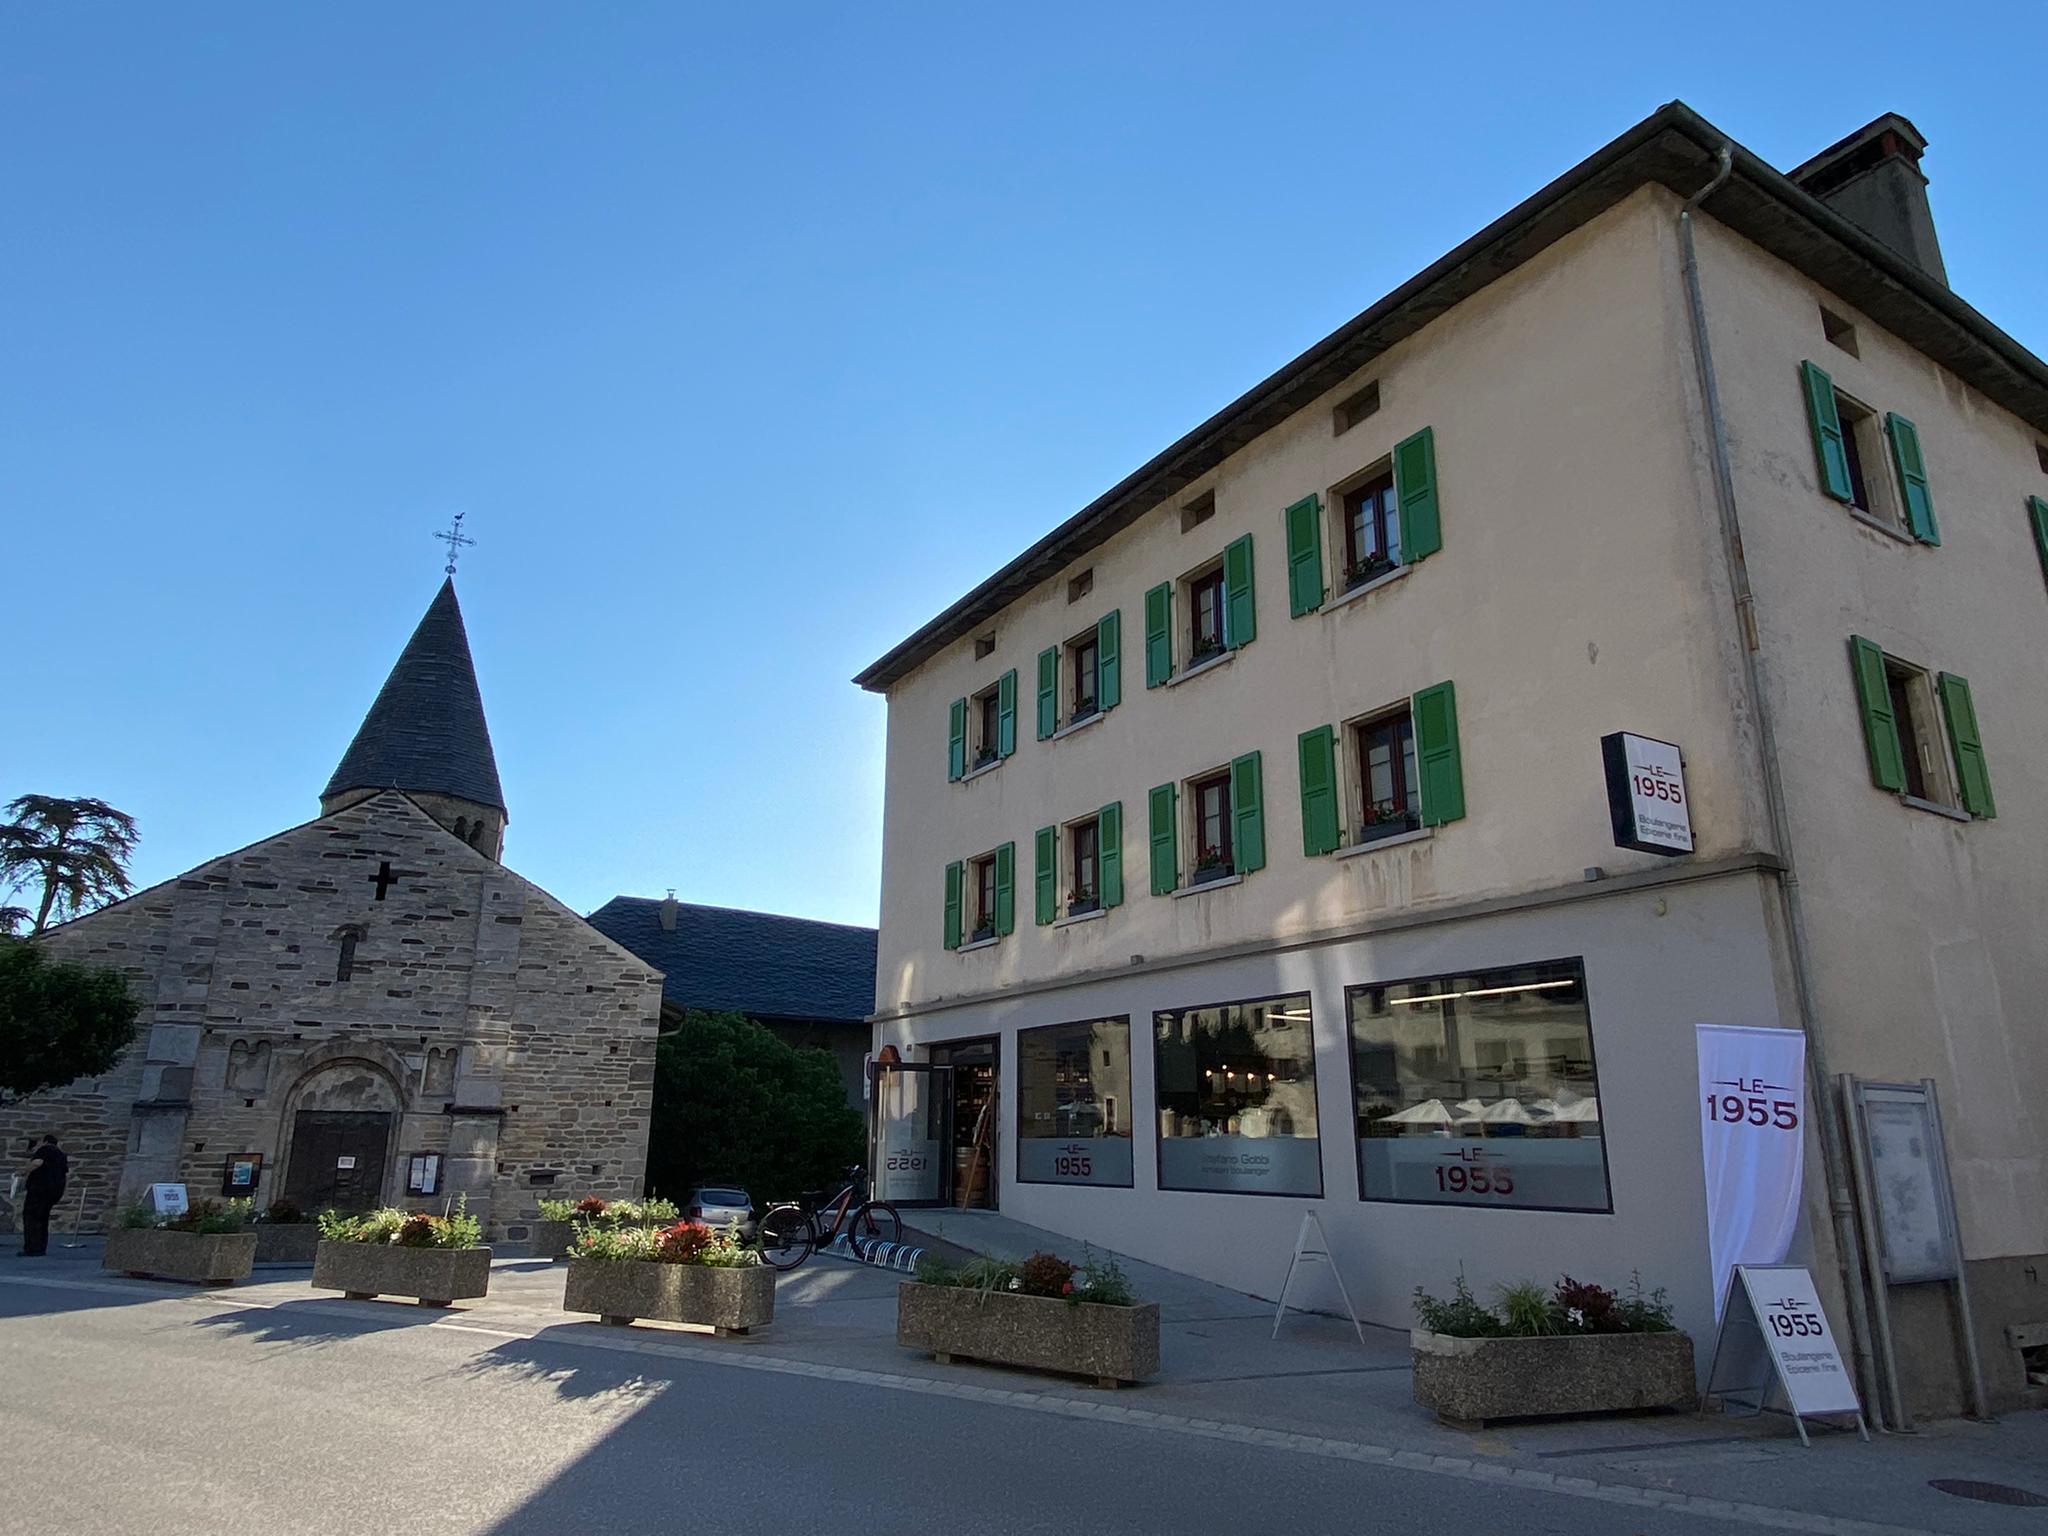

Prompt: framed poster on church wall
[
  {"left": 221, "top": 1153, "right": 263, "bottom": 1197},
  {"left": 407, "top": 1152, "right": 442, "bottom": 1197}
]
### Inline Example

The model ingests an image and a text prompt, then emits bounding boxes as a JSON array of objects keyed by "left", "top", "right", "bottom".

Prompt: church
[{"left": 0, "top": 578, "right": 664, "bottom": 1240}]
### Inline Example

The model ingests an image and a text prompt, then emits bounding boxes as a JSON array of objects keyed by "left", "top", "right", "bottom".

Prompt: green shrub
[
  {"left": 1613, "top": 1271, "right": 1676, "bottom": 1334},
  {"left": 1074, "top": 1249, "right": 1134, "bottom": 1307},
  {"left": 913, "top": 1247, "right": 1140, "bottom": 1307},
  {"left": 1413, "top": 1272, "right": 1506, "bottom": 1338},
  {"left": 1497, "top": 1280, "right": 1561, "bottom": 1336},
  {"left": 537, "top": 1198, "right": 578, "bottom": 1223},
  {"left": 567, "top": 1218, "right": 758, "bottom": 1267},
  {"left": 117, "top": 1202, "right": 156, "bottom": 1230},
  {"left": 1415, "top": 1270, "right": 1679, "bottom": 1337},
  {"left": 316, "top": 1196, "right": 478, "bottom": 1250}
]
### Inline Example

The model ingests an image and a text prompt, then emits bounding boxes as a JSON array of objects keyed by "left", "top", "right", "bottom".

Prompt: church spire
[{"left": 321, "top": 578, "right": 508, "bottom": 858}]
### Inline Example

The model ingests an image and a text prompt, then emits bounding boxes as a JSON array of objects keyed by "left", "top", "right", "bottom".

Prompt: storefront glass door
[{"left": 871, "top": 1061, "right": 951, "bottom": 1206}]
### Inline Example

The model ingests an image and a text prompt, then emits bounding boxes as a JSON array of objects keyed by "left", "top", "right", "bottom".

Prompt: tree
[
  {"left": 0, "top": 939, "right": 141, "bottom": 1102},
  {"left": 646, "top": 1010, "right": 865, "bottom": 1205},
  {"left": 0, "top": 795, "right": 139, "bottom": 934}
]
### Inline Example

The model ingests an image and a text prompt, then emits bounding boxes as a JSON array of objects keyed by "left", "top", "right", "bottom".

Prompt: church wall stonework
[{"left": 0, "top": 792, "right": 661, "bottom": 1239}]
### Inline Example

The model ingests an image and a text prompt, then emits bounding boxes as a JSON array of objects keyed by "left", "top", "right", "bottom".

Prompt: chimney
[
  {"left": 658, "top": 890, "right": 679, "bottom": 932},
  {"left": 1787, "top": 113, "right": 1946, "bottom": 285}
]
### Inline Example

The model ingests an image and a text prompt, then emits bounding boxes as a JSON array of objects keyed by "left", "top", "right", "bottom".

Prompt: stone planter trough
[
  {"left": 532, "top": 1220, "right": 575, "bottom": 1261},
  {"left": 253, "top": 1223, "right": 320, "bottom": 1264},
  {"left": 897, "top": 1281, "right": 1160, "bottom": 1388},
  {"left": 312, "top": 1240, "right": 492, "bottom": 1307},
  {"left": 1410, "top": 1329, "right": 1697, "bottom": 1427},
  {"left": 564, "top": 1260, "right": 775, "bottom": 1334},
  {"left": 104, "top": 1227, "right": 257, "bottom": 1286}
]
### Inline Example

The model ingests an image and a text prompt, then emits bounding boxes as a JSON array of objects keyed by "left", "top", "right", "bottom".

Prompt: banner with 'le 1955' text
[{"left": 1696, "top": 1024, "right": 1807, "bottom": 1318}]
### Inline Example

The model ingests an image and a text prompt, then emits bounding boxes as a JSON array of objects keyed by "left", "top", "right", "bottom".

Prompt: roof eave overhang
[{"left": 853, "top": 101, "right": 2048, "bottom": 693}]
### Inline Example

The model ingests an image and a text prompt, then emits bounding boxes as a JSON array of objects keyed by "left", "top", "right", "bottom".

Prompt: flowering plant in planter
[
  {"left": 913, "top": 1248, "right": 1135, "bottom": 1308},
  {"left": 570, "top": 1220, "right": 759, "bottom": 1268},
  {"left": 118, "top": 1197, "right": 253, "bottom": 1234},
  {"left": 901, "top": 1247, "right": 1155, "bottom": 1385},
  {"left": 538, "top": 1195, "right": 680, "bottom": 1228},
  {"left": 259, "top": 1199, "right": 310, "bottom": 1225},
  {"left": 1412, "top": 1270, "right": 1674, "bottom": 1337},
  {"left": 317, "top": 1196, "right": 482, "bottom": 1250}
]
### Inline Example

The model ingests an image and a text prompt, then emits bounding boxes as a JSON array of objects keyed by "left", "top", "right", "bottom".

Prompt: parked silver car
[{"left": 686, "top": 1186, "right": 755, "bottom": 1241}]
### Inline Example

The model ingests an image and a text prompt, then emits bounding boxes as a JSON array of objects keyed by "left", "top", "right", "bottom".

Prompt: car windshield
[{"left": 696, "top": 1190, "right": 748, "bottom": 1207}]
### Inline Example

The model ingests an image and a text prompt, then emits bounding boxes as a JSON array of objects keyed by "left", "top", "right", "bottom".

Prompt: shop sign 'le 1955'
[{"left": 1600, "top": 731, "right": 1694, "bottom": 856}]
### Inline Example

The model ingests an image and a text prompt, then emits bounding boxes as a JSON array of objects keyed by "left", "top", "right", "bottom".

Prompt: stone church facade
[{"left": 0, "top": 580, "right": 663, "bottom": 1238}]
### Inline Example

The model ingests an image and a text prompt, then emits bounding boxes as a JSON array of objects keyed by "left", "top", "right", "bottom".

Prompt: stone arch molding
[{"left": 277, "top": 1045, "right": 410, "bottom": 1207}]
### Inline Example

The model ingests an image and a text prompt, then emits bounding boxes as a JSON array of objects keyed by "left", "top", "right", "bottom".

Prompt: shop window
[
  {"left": 1016, "top": 1018, "right": 1134, "bottom": 1187},
  {"left": 1154, "top": 993, "right": 1321, "bottom": 1196},
  {"left": 1348, "top": 958, "right": 1611, "bottom": 1212}
]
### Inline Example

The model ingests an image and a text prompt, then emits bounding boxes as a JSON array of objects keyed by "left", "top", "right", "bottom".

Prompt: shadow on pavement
[
  {"left": 448, "top": 1325, "right": 679, "bottom": 1403},
  {"left": 0, "top": 1267, "right": 183, "bottom": 1321},
  {"left": 189, "top": 1297, "right": 445, "bottom": 1347}
]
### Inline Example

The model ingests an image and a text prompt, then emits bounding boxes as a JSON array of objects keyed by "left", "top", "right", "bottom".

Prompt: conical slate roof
[{"left": 323, "top": 578, "right": 507, "bottom": 813}]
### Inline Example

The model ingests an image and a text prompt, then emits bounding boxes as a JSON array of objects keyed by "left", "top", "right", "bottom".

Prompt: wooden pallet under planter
[
  {"left": 312, "top": 1241, "right": 492, "bottom": 1307},
  {"left": 563, "top": 1259, "right": 775, "bottom": 1334},
  {"left": 897, "top": 1281, "right": 1160, "bottom": 1388},
  {"left": 252, "top": 1223, "right": 320, "bottom": 1264},
  {"left": 1411, "top": 1329, "right": 1697, "bottom": 1428},
  {"left": 104, "top": 1228, "right": 256, "bottom": 1286}
]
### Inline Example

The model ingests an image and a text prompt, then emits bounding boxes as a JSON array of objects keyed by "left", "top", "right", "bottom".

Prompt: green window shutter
[
  {"left": 1297, "top": 725, "right": 1340, "bottom": 856},
  {"left": 1885, "top": 414, "right": 1939, "bottom": 544},
  {"left": 996, "top": 669, "right": 1017, "bottom": 758},
  {"left": 1148, "top": 782, "right": 1179, "bottom": 895},
  {"left": 1801, "top": 361, "right": 1853, "bottom": 502},
  {"left": 1394, "top": 426, "right": 1442, "bottom": 561},
  {"left": 943, "top": 861, "right": 963, "bottom": 950},
  {"left": 1098, "top": 801, "right": 1123, "bottom": 908},
  {"left": 1285, "top": 495, "right": 1324, "bottom": 616},
  {"left": 1848, "top": 636, "right": 1906, "bottom": 792},
  {"left": 1223, "top": 534, "right": 1256, "bottom": 648},
  {"left": 947, "top": 698, "right": 967, "bottom": 782},
  {"left": 1936, "top": 673, "right": 1995, "bottom": 818},
  {"left": 1144, "top": 582, "right": 1173, "bottom": 686},
  {"left": 2030, "top": 497, "right": 2048, "bottom": 589},
  {"left": 1413, "top": 681, "right": 1466, "bottom": 826},
  {"left": 1035, "top": 648, "right": 1058, "bottom": 740},
  {"left": 1034, "top": 825, "right": 1057, "bottom": 925},
  {"left": 1096, "top": 609, "right": 1121, "bottom": 710},
  {"left": 1230, "top": 749, "right": 1266, "bottom": 873},
  {"left": 993, "top": 841, "right": 1015, "bottom": 936}
]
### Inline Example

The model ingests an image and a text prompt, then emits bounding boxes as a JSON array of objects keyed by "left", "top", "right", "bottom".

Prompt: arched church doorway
[{"left": 281, "top": 1059, "right": 401, "bottom": 1212}]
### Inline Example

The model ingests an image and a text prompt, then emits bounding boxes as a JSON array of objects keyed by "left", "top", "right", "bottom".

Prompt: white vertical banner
[{"left": 1696, "top": 1024, "right": 1808, "bottom": 1317}]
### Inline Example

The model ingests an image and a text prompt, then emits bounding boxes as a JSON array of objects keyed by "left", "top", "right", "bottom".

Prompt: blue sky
[{"left": 4, "top": 3, "right": 2042, "bottom": 927}]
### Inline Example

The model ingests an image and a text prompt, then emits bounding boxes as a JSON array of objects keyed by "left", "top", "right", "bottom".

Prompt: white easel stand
[{"left": 1272, "top": 1211, "right": 1365, "bottom": 1346}]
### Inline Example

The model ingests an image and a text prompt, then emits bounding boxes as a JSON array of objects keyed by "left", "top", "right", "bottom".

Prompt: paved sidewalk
[{"left": 8, "top": 1241, "right": 2046, "bottom": 1535}]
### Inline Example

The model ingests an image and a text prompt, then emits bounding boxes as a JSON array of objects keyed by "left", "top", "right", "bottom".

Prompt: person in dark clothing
[{"left": 18, "top": 1136, "right": 68, "bottom": 1257}]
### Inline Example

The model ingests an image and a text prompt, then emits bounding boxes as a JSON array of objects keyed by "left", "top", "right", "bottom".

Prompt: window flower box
[
  {"left": 1066, "top": 889, "right": 1100, "bottom": 916},
  {"left": 969, "top": 922, "right": 997, "bottom": 945},
  {"left": 313, "top": 1240, "right": 492, "bottom": 1307},
  {"left": 1343, "top": 553, "right": 1399, "bottom": 590},
  {"left": 897, "top": 1281, "right": 1160, "bottom": 1388},
  {"left": 1191, "top": 853, "right": 1234, "bottom": 886},
  {"left": 1410, "top": 1329, "right": 1696, "bottom": 1427},
  {"left": 1189, "top": 635, "right": 1227, "bottom": 666},
  {"left": 1358, "top": 810, "right": 1422, "bottom": 844},
  {"left": 564, "top": 1257, "right": 775, "bottom": 1334},
  {"left": 104, "top": 1228, "right": 257, "bottom": 1286}
]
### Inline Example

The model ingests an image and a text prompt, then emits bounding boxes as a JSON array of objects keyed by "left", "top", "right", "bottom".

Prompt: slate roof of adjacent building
[
  {"left": 586, "top": 896, "right": 878, "bottom": 1023},
  {"left": 853, "top": 100, "right": 2048, "bottom": 692},
  {"left": 325, "top": 578, "right": 508, "bottom": 813}
]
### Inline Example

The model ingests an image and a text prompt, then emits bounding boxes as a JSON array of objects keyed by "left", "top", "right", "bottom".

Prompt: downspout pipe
[{"left": 1677, "top": 147, "right": 1885, "bottom": 1422}]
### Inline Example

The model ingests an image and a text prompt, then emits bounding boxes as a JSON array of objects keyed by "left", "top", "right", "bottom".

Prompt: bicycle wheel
[
  {"left": 852, "top": 1201, "right": 902, "bottom": 1247},
  {"left": 757, "top": 1205, "right": 814, "bottom": 1271}
]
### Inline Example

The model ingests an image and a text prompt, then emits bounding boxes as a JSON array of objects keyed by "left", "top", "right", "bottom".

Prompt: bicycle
[{"left": 756, "top": 1165, "right": 902, "bottom": 1272}]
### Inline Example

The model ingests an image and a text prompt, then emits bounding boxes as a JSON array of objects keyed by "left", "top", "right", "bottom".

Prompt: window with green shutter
[
  {"left": 1035, "top": 648, "right": 1058, "bottom": 740},
  {"left": 1847, "top": 636, "right": 1907, "bottom": 792},
  {"left": 947, "top": 698, "right": 967, "bottom": 782},
  {"left": 1801, "top": 360, "right": 1854, "bottom": 503},
  {"left": 1297, "top": 725, "right": 1340, "bottom": 855},
  {"left": 1098, "top": 802, "right": 1123, "bottom": 907},
  {"left": 1096, "top": 610, "right": 1121, "bottom": 710},
  {"left": 1034, "top": 826, "right": 1057, "bottom": 925},
  {"left": 1285, "top": 494, "right": 1324, "bottom": 616},
  {"left": 1144, "top": 583, "right": 1173, "bottom": 687},
  {"left": 1393, "top": 426, "right": 1442, "bottom": 562},
  {"left": 1230, "top": 750, "right": 1265, "bottom": 873},
  {"left": 1223, "top": 534, "right": 1256, "bottom": 648},
  {"left": 1937, "top": 673, "right": 1995, "bottom": 818},
  {"left": 943, "top": 860, "right": 964, "bottom": 950},
  {"left": 1885, "top": 414, "right": 1939, "bottom": 544},
  {"left": 993, "top": 842, "right": 1015, "bottom": 935},
  {"left": 1148, "top": 783, "right": 1178, "bottom": 894},
  {"left": 1412, "top": 681, "right": 1465, "bottom": 826},
  {"left": 2031, "top": 496, "right": 2048, "bottom": 588},
  {"left": 996, "top": 670, "right": 1018, "bottom": 758}
]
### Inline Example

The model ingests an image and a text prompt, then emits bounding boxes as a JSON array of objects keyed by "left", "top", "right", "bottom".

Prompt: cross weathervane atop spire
[{"left": 434, "top": 513, "right": 475, "bottom": 576}]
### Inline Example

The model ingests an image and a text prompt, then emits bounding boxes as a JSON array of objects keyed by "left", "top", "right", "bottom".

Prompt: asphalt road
[{"left": 0, "top": 1274, "right": 1742, "bottom": 1536}]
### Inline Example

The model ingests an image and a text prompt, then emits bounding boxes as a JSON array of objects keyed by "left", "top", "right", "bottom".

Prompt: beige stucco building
[{"left": 858, "top": 105, "right": 2048, "bottom": 1419}]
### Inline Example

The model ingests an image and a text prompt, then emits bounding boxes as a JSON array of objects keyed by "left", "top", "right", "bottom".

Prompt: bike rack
[{"left": 821, "top": 1233, "right": 927, "bottom": 1272}]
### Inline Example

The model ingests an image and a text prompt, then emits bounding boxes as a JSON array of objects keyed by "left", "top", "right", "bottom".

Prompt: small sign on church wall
[
  {"left": 220, "top": 1153, "right": 263, "bottom": 1196},
  {"left": 407, "top": 1153, "right": 442, "bottom": 1197}
]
